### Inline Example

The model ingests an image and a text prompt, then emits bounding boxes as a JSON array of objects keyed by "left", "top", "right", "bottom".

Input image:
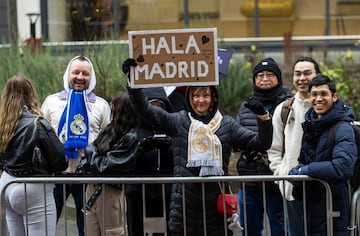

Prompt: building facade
[{"left": 1, "top": 0, "right": 360, "bottom": 43}]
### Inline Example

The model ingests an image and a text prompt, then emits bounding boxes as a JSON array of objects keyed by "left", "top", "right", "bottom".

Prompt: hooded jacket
[
  {"left": 41, "top": 56, "right": 111, "bottom": 144},
  {"left": 126, "top": 87, "right": 174, "bottom": 196},
  {"left": 294, "top": 99, "right": 356, "bottom": 235},
  {"left": 128, "top": 85, "right": 272, "bottom": 236},
  {"left": 125, "top": 87, "right": 174, "bottom": 236}
]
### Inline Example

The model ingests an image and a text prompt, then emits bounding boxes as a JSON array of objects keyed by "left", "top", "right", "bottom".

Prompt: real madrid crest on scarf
[
  {"left": 187, "top": 110, "right": 224, "bottom": 176},
  {"left": 58, "top": 89, "right": 90, "bottom": 158},
  {"left": 70, "top": 113, "right": 87, "bottom": 137}
]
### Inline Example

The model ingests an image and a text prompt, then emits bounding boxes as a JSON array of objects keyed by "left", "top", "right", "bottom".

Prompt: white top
[{"left": 268, "top": 92, "right": 311, "bottom": 201}]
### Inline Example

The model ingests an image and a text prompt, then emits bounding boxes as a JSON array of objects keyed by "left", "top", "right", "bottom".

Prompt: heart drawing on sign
[
  {"left": 202, "top": 36, "right": 210, "bottom": 44},
  {"left": 137, "top": 55, "right": 145, "bottom": 62}
]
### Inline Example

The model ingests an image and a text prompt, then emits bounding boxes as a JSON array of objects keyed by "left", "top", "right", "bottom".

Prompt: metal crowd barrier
[
  {"left": 0, "top": 175, "right": 342, "bottom": 236},
  {"left": 349, "top": 186, "right": 360, "bottom": 236}
]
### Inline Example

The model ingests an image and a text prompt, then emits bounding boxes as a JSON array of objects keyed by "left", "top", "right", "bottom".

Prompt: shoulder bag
[
  {"left": 77, "top": 129, "right": 140, "bottom": 176},
  {"left": 217, "top": 182, "right": 238, "bottom": 215}
]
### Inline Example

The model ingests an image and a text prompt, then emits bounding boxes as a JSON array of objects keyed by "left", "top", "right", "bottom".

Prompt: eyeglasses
[
  {"left": 294, "top": 70, "right": 315, "bottom": 77},
  {"left": 255, "top": 73, "right": 276, "bottom": 80},
  {"left": 310, "top": 90, "right": 332, "bottom": 98}
]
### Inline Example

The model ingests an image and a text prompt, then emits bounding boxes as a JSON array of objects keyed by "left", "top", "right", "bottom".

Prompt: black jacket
[
  {"left": 126, "top": 87, "right": 174, "bottom": 198},
  {"left": 128, "top": 86, "right": 272, "bottom": 236},
  {"left": 236, "top": 86, "right": 291, "bottom": 192},
  {"left": 0, "top": 108, "right": 67, "bottom": 176}
]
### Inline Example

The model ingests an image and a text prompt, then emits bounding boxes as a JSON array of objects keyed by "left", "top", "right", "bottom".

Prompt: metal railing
[
  {"left": 1, "top": 35, "right": 359, "bottom": 53},
  {"left": 0, "top": 175, "right": 342, "bottom": 236}
]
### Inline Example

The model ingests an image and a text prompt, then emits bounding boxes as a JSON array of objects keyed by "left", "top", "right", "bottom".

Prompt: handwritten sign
[{"left": 128, "top": 28, "right": 218, "bottom": 88}]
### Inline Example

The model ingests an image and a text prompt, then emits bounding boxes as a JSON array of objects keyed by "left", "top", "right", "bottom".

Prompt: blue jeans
[
  {"left": 238, "top": 188, "right": 284, "bottom": 236},
  {"left": 54, "top": 183, "right": 84, "bottom": 236}
]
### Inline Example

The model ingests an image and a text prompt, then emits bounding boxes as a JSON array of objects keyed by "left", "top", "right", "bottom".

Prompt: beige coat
[{"left": 268, "top": 92, "right": 311, "bottom": 201}]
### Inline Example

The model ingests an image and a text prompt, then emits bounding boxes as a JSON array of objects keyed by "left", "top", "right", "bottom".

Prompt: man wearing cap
[{"left": 235, "top": 58, "right": 291, "bottom": 235}]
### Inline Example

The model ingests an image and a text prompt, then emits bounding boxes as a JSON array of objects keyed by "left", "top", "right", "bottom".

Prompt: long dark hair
[{"left": 93, "top": 91, "right": 137, "bottom": 154}]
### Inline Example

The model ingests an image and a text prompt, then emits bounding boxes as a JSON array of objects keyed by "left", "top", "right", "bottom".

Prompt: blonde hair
[{"left": 0, "top": 73, "right": 43, "bottom": 152}]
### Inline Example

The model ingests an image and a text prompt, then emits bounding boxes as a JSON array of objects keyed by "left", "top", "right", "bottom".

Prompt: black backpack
[{"left": 328, "top": 121, "right": 360, "bottom": 189}]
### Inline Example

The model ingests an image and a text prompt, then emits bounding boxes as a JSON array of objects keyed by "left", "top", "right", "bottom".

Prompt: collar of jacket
[{"left": 58, "top": 90, "right": 96, "bottom": 102}]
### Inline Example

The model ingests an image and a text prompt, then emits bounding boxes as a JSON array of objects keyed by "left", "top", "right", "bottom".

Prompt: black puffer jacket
[
  {"left": 0, "top": 108, "right": 67, "bottom": 176},
  {"left": 128, "top": 86, "right": 272, "bottom": 236},
  {"left": 236, "top": 86, "right": 291, "bottom": 192},
  {"left": 126, "top": 87, "right": 174, "bottom": 197}
]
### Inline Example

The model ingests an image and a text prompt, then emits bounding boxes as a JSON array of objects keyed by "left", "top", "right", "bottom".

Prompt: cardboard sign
[{"left": 128, "top": 28, "right": 218, "bottom": 88}]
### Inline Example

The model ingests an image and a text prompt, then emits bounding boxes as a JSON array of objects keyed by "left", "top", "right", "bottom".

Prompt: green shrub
[
  {"left": 0, "top": 44, "right": 130, "bottom": 103},
  {"left": 321, "top": 51, "right": 360, "bottom": 119},
  {"left": 0, "top": 46, "right": 65, "bottom": 102},
  {"left": 218, "top": 53, "right": 253, "bottom": 116}
]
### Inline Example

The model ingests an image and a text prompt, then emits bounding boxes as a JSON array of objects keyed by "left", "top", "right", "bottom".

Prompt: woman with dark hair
[
  {"left": 0, "top": 73, "right": 67, "bottom": 236},
  {"left": 83, "top": 91, "right": 137, "bottom": 236}
]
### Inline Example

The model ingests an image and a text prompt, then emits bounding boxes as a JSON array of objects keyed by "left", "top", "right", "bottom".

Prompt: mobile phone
[{"left": 152, "top": 134, "right": 167, "bottom": 139}]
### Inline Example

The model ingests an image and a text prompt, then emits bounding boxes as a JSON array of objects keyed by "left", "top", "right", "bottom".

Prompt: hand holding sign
[{"left": 122, "top": 58, "right": 138, "bottom": 84}]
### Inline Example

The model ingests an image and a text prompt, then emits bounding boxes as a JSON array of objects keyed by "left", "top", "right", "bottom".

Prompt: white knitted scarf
[{"left": 187, "top": 110, "right": 224, "bottom": 176}]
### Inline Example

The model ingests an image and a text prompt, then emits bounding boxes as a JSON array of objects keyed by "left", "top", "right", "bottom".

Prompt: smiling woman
[
  {"left": 188, "top": 86, "right": 214, "bottom": 115},
  {"left": 123, "top": 55, "right": 272, "bottom": 234}
]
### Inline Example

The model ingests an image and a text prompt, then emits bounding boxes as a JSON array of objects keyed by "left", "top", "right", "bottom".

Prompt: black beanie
[{"left": 252, "top": 58, "right": 282, "bottom": 85}]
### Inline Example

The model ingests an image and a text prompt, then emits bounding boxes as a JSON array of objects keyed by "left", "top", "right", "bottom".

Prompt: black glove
[
  {"left": 122, "top": 58, "right": 137, "bottom": 78},
  {"left": 244, "top": 97, "right": 267, "bottom": 115},
  {"left": 236, "top": 156, "right": 258, "bottom": 175}
]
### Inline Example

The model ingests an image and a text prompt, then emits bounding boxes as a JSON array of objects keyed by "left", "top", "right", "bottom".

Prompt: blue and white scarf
[{"left": 58, "top": 89, "right": 89, "bottom": 159}]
